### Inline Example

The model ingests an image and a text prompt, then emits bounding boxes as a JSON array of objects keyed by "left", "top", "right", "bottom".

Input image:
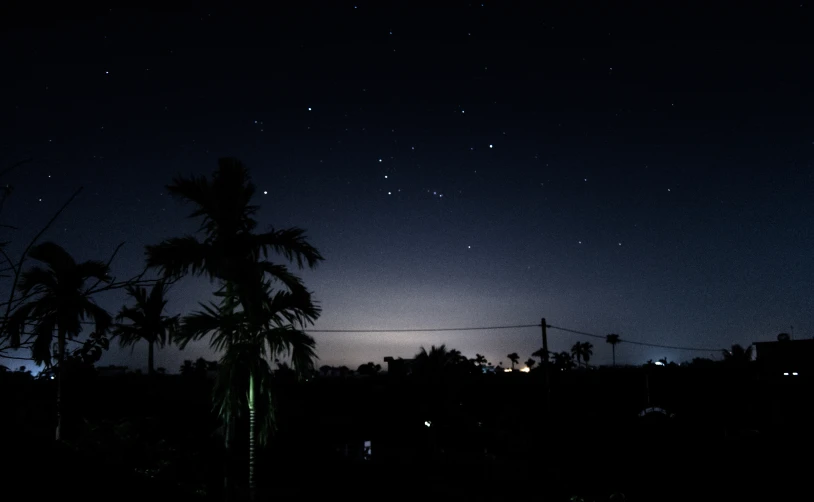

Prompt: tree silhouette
[
  {"left": 145, "top": 157, "right": 323, "bottom": 327},
  {"left": 722, "top": 344, "right": 753, "bottom": 365},
  {"left": 507, "top": 352, "right": 520, "bottom": 370},
  {"left": 179, "top": 283, "right": 317, "bottom": 502},
  {"left": 524, "top": 358, "right": 536, "bottom": 370},
  {"left": 532, "top": 347, "right": 548, "bottom": 366},
  {"left": 551, "top": 351, "right": 575, "bottom": 371},
  {"left": 180, "top": 359, "right": 194, "bottom": 376},
  {"left": 571, "top": 342, "right": 593, "bottom": 368},
  {"left": 4, "top": 242, "right": 111, "bottom": 441},
  {"left": 581, "top": 342, "right": 594, "bottom": 367},
  {"left": 605, "top": 334, "right": 621, "bottom": 366},
  {"left": 147, "top": 158, "right": 323, "bottom": 501},
  {"left": 473, "top": 353, "right": 487, "bottom": 367},
  {"left": 357, "top": 361, "right": 382, "bottom": 376},
  {"left": 413, "top": 344, "right": 468, "bottom": 378},
  {"left": 113, "top": 280, "right": 179, "bottom": 376}
]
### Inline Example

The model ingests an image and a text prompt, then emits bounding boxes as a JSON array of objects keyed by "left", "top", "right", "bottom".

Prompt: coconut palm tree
[
  {"left": 606, "top": 334, "right": 621, "bottom": 366},
  {"left": 524, "top": 358, "right": 536, "bottom": 370},
  {"left": 145, "top": 158, "right": 323, "bottom": 326},
  {"left": 507, "top": 352, "right": 520, "bottom": 370},
  {"left": 113, "top": 280, "right": 179, "bottom": 375},
  {"left": 4, "top": 242, "right": 112, "bottom": 440},
  {"left": 473, "top": 353, "right": 487, "bottom": 367}
]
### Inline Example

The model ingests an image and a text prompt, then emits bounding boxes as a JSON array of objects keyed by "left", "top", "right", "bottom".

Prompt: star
[
  {"left": 307, "top": 107, "right": 312, "bottom": 111},
  {"left": 489, "top": 144, "right": 493, "bottom": 149},
  {"left": 263, "top": 191, "right": 268, "bottom": 195},
  {"left": 384, "top": 175, "right": 388, "bottom": 179}
]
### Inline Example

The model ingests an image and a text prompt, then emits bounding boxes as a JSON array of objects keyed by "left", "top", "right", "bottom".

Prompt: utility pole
[{"left": 541, "top": 318, "right": 551, "bottom": 414}]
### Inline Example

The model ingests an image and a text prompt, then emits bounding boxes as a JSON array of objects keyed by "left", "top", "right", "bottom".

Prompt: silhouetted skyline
[{"left": 2, "top": 3, "right": 813, "bottom": 372}]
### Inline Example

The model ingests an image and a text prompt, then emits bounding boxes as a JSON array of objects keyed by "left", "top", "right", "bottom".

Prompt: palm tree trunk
[
  {"left": 248, "top": 372, "right": 256, "bottom": 502},
  {"left": 612, "top": 345, "right": 616, "bottom": 367},
  {"left": 56, "top": 328, "right": 66, "bottom": 441},
  {"left": 147, "top": 340, "right": 155, "bottom": 376}
]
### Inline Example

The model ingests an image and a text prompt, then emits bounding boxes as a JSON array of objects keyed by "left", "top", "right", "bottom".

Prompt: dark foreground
[{"left": 5, "top": 367, "right": 814, "bottom": 501}]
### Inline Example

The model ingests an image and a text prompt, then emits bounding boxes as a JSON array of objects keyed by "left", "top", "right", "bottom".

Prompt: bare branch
[
  {"left": 0, "top": 186, "right": 83, "bottom": 338},
  {"left": 0, "top": 158, "right": 32, "bottom": 180},
  {"left": 85, "top": 241, "right": 126, "bottom": 292}
]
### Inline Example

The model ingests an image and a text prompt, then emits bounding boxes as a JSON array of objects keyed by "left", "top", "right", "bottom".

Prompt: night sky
[{"left": 2, "top": 2, "right": 813, "bottom": 373}]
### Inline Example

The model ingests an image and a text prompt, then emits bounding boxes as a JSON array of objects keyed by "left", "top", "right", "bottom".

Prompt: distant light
[
  {"left": 387, "top": 192, "right": 391, "bottom": 195},
  {"left": 489, "top": 144, "right": 493, "bottom": 148},
  {"left": 307, "top": 107, "right": 312, "bottom": 111},
  {"left": 263, "top": 190, "right": 268, "bottom": 195},
  {"left": 654, "top": 361, "right": 665, "bottom": 366},
  {"left": 520, "top": 367, "right": 530, "bottom": 373},
  {"left": 50, "top": 375, "right": 55, "bottom": 380},
  {"left": 503, "top": 368, "right": 512, "bottom": 373},
  {"left": 784, "top": 372, "right": 789, "bottom": 376},
  {"left": 793, "top": 372, "right": 799, "bottom": 376},
  {"left": 378, "top": 158, "right": 382, "bottom": 162},
  {"left": 384, "top": 175, "right": 388, "bottom": 178},
  {"left": 424, "top": 421, "right": 432, "bottom": 427}
]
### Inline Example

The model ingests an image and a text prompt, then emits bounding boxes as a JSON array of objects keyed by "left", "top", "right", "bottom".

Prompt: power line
[
  {"left": 546, "top": 324, "right": 722, "bottom": 352},
  {"left": 306, "top": 323, "right": 540, "bottom": 333},
  {"left": 32, "top": 319, "right": 724, "bottom": 353}
]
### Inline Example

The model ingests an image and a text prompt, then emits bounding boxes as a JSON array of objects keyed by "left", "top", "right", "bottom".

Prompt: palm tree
[
  {"left": 147, "top": 158, "right": 323, "bottom": 501},
  {"left": 571, "top": 342, "right": 584, "bottom": 368},
  {"left": 5, "top": 242, "right": 112, "bottom": 440},
  {"left": 722, "top": 344, "right": 753, "bottom": 365},
  {"left": 580, "top": 342, "right": 594, "bottom": 368},
  {"left": 571, "top": 342, "right": 594, "bottom": 368},
  {"left": 113, "top": 280, "right": 179, "bottom": 376},
  {"left": 145, "top": 158, "right": 323, "bottom": 326},
  {"left": 606, "top": 334, "right": 621, "bottom": 366},
  {"left": 179, "top": 285, "right": 317, "bottom": 502},
  {"left": 473, "top": 353, "right": 487, "bottom": 367},
  {"left": 507, "top": 352, "right": 520, "bottom": 370},
  {"left": 524, "top": 358, "right": 536, "bottom": 370}
]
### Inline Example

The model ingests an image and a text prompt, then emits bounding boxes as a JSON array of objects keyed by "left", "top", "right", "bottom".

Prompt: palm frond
[
  {"left": 4, "top": 301, "right": 39, "bottom": 347},
  {"left": 17, "top": 266, "right": 57, "bottom": 296},
  {"left": 176, "top": 303, "right": 229, "bottom": 349},
  {"left": 254, "top": 228, "right": 324, "bottom": 270},
  {"left": 80, "top": 300, "right": 112, "bottom": 336},
  {"left": 30, "top": 315, "right": 57, "bottom": 366},
  {"left": 75, "top": 260, "right": 111, "bottom": 287},
  {"left": 27, "top": 242, "right": 76, "bottom": 275},
  {"left": 145, "top": 236, "right": 213, "bottom": 279}
]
